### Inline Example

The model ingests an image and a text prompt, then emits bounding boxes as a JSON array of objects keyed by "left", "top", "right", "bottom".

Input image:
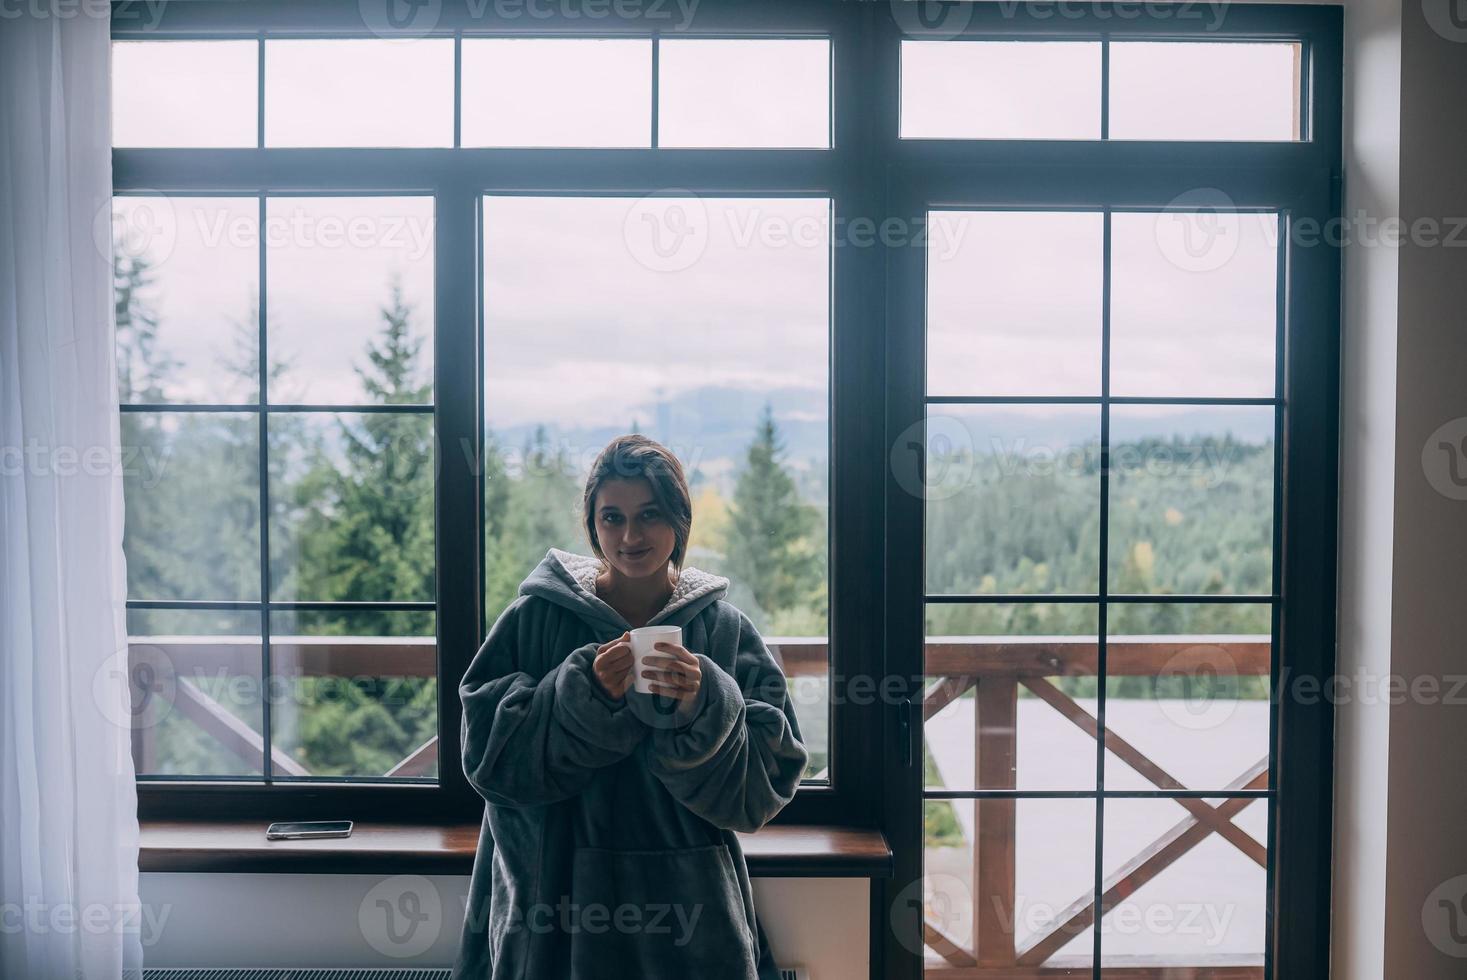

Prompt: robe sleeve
[
  {"left": 460, "top": 599, "right": 647, "bottom": 808},
  {"left": 642, "top": 608, "right": 809, "bottom": 833}
]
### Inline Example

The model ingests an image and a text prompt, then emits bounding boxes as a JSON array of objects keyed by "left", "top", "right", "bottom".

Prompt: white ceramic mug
[{"left": 628, "top": 625, "right": 682, "bottom": 695}]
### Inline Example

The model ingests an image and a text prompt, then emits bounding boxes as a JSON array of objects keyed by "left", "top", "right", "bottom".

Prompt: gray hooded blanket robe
[{"left": 451, "top": 548, "right": 809, "bottom": 979}]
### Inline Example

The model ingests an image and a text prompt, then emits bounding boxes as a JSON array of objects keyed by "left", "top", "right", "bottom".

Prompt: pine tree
[
  {"left": 113, "top": 252, "right": 177, "bottom": 403},
  {"left": 287, "top": 280, "right": 435, "bottom": 632},
  {"left": 359, "top": 277, "right": 430, "bottom": 405},
  {"left": 726, "top": 403, "right": 821, "bottom": 621},
  {"left": 115, "top": 255, "right": 263, "bottom": 617},
  {"left": 217, "top": 292, "right": 292, "bottom": 403}
]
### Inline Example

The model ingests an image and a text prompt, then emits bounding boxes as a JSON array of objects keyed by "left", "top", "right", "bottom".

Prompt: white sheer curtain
[{"left": 1, "top": 7, "right": 145, "bottom": 980}]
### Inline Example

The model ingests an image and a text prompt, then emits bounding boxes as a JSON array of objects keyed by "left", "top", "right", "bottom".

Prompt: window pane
[
  {"left": 268, "top": 412, "right": 435, "bottom": 602},
  {"left": 482, "top": 195, "right": 830, "bottom": 779},
  {"left": 461, "top": 38, "right": 651, "bottom": 147},
  {"left": 777, "top": 636, "right": 828, "bottom": 782},
  {"left": 269, "top": 609, "right": 437, "bottom": 780},
  {"left": 112, "top": 40, "right": 257, "bottom": 148},
  {"left": 264, "top": 39, "right": 453, "bottom": 147},
  {"left": 923, "top": 406, "right": 1101, "bottom": 595},
  {"left": 113, "top": 196, "right": 260, "bottom": 404},
  {"left": 900, "top": 40, "right": 1102, "bottom": 140},
  {"left": 125, "top": 611, "right": 265, "bottom": 778},
  {"left": 924, "top": 604, "right": 1099, "bottom": 792},
  {"left": 1110, "top": 210, "right": 1279, "bottom": 398},
  {"left": 1108, "top": 407, "right": 1275, "bottom": 596},
  {"left": 658, "top": 39, "right": 830, "bottom": 148},
  {"left": 1105, "top": 603, "right": 1272, "bottom": 792},
  {"left": 1100, "top": 799, "right": 1267, "bottom": 966},
  {"left": 923, "top": 798, "right": 1094, "bottom": 969},
  {"left": 121, "top": 412, "right": 260, "bottom": 601},
  {"left": 1109, "top": 42, "right": 1301, "bottom": 141},
  {"left": 927, "top": 210, "right": 1103, "bottom": 396},
  {"left": 265, "top": 196, "right": 435, "bottom": 404}
]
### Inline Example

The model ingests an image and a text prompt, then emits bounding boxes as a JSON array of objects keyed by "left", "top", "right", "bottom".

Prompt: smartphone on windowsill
[{"left": 265, "top": 819, "right": 353, "bottom": 840}]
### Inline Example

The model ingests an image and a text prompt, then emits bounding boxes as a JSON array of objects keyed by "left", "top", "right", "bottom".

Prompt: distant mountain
[
  {"left": 487, "top": 383, "right": 831, "bottom": 500},
  {"left": 928, "top": 405, "right": 1275, "bottom": 451},
  {"left": 484, "top": 387, "right": 1270, "bottom": 503}
]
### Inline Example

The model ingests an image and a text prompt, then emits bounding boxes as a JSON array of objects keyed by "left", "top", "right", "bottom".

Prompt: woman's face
[{"left": 592, "top": 477, "right": 678, "bottom": 580}]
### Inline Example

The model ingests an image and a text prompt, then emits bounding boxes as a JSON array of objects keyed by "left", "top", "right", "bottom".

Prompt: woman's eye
[{"left": 642, "top": 510, "right": 660, "bottom": 521}]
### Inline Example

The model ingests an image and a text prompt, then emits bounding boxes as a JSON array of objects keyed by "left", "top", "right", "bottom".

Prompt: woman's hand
[
  {"left": 643, "top": 640, "right": 703, "bottom": 703},
  {"left": 592, "top": 632, "right": 635, "bottom": 700}
]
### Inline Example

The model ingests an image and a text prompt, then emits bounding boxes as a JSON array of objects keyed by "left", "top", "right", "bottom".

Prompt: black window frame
[
  {"left": 875, "top": 5, "right": 1341, "bottom": 980},
  {"left": 116, "top": 3, "right": 1341, "bottom": 977}
]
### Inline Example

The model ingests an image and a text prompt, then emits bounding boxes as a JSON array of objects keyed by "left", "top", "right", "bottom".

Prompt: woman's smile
[{"left": 622, "top": 546, "right": 651, "bottom": 560}]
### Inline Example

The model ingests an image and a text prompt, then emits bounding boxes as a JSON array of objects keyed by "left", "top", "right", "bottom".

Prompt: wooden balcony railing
[
  {"left": 127, "top": 635, "right": 830, "bottom": 777},
  {"left": 921, "top": 635, "right": 1270, "bottom": 979},
  {"left": 129, "top": 633, "right": 1269, "bottom": 977}
]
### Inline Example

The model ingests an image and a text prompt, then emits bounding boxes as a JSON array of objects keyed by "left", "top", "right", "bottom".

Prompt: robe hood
[{"left": 519, "top": 546, "right": 731, "bottom": 633}]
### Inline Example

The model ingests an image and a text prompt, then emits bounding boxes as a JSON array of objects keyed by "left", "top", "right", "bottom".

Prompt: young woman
[{"left": 453, "top": 434, "right": 809, "bottom": 980}]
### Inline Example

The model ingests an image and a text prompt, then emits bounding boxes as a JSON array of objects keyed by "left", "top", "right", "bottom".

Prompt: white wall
[
  {"left": 1332, "top": 0, "right": 1400, "bottom": 977},
  {"left": 136, "top": 873, "right": 868, "bottom": 978},
  {"left": 1381, "top": 0, "right": 1467, "bottom": 974}
]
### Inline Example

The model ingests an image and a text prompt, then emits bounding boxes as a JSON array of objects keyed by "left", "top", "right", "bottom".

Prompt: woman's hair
[{"left": 582, "top": 435, "right": 694, "bottom": 571}]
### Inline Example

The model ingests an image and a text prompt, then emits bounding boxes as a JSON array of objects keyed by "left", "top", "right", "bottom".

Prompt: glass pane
[
  {"left": 461, "top": 38, "right": 651, "bottom": 147},
  {"left": 1105, "top": 604, "right": 1272, "bottom": 792},
  {"left": 658, "top": 39, "right": 830, "bottom": 148},
  {"left": 126, "top": 606, "right": 260, "bottom": 638},
  {"left": 121, "top": 412, "right": 260, "bottom": 601},
  {"left": 124, "top": 609, "right": 264, "bottom": 778},
  {"left": 264, "top": 39, "right": 454, "bottom": 147},
  {"left": 900, "top": 41, "right": 1102, "bottom": 140},
  {"left": 1099, "top": 799, "right": 1267, "bottom": 968},
  {"left": 1229, "top": 796, "right": 1268, "bottom": 848},
  {"left": 265, "top": 196, "right": 435, "bottom": 404},
  {"left": 771, "top": 637, "right": 829, "bottom": 782},
  {"left": 482, "top": 194, "right": 830, "bottom": 773},
  {"left": 113, "top": 196, "right": 260, "bottom": 404},
  {"left": 1110, "top": 211, "right": 1279, "bottom": 398},
  {"left": 112, "top": 40, "right": 258, "bottom": 148},
  {"left": 922, "top": 798, "right": 1094, "bottom": 972},
  {"left": 1109, "top": 42, "right": 1301, "bottom": 141},
  {"left": 927, "top": 210, "right": 1103, "bottom": 396},
  {"left": 269, "top": 609, "right": 438, "bottom": 779},
  {"left": 923, "top": 406, "right": 1101, "bottom": 595},
  {"left": 1107, "top": 407, "right": 1275, "bottom": 596},
  {"left": 924, "top": 604, "right": 1099, "bottom": 792},
  {"left": 268, "top": 412, "right": 435, "bottom": 602}
]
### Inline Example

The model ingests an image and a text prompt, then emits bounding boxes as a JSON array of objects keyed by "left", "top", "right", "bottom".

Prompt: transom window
[{"left": 113, "top": 35, "right": 833, "bottom": 149}]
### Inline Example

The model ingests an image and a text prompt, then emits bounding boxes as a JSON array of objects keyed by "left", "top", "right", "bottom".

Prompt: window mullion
[
  {"left": 434, "top": 178, "right": 483, "bottom": 814},
  {"left": 256, "top": 191, "right": 273, "bottom": 784}
]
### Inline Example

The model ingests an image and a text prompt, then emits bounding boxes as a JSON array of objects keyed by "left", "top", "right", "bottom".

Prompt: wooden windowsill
[{"left": 139, "top": 820, "right": 892, "bottom": 879}]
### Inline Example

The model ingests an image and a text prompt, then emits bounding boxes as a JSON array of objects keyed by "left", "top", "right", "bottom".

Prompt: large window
[
  {"left": 112, "top": 3, "right": 1341, "bottom": 977},
  {"left": 111, "top": 4, "right": 859, "bottom": 823},
  {"left": 918, "top": 213, "right": 1277, "bottom": 970},
  {"left": 882, "top": 8, "right": 1339, "bottom": 980},
  {"left": 115, "top": 191, "right": 438, "bottom": 781}
]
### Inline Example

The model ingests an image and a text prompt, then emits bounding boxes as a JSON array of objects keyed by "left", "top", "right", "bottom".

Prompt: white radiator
[
  {"left": 145, "top": 967, "right": 811, "bottom": 979},
  {"left": 143, "top": 972, "right": 451, "bottom": 980}
]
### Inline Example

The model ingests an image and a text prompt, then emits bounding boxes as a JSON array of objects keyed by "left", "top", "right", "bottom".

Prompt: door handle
[{"left": 896, "top": 690, "right": 922, "bottom": 768}]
